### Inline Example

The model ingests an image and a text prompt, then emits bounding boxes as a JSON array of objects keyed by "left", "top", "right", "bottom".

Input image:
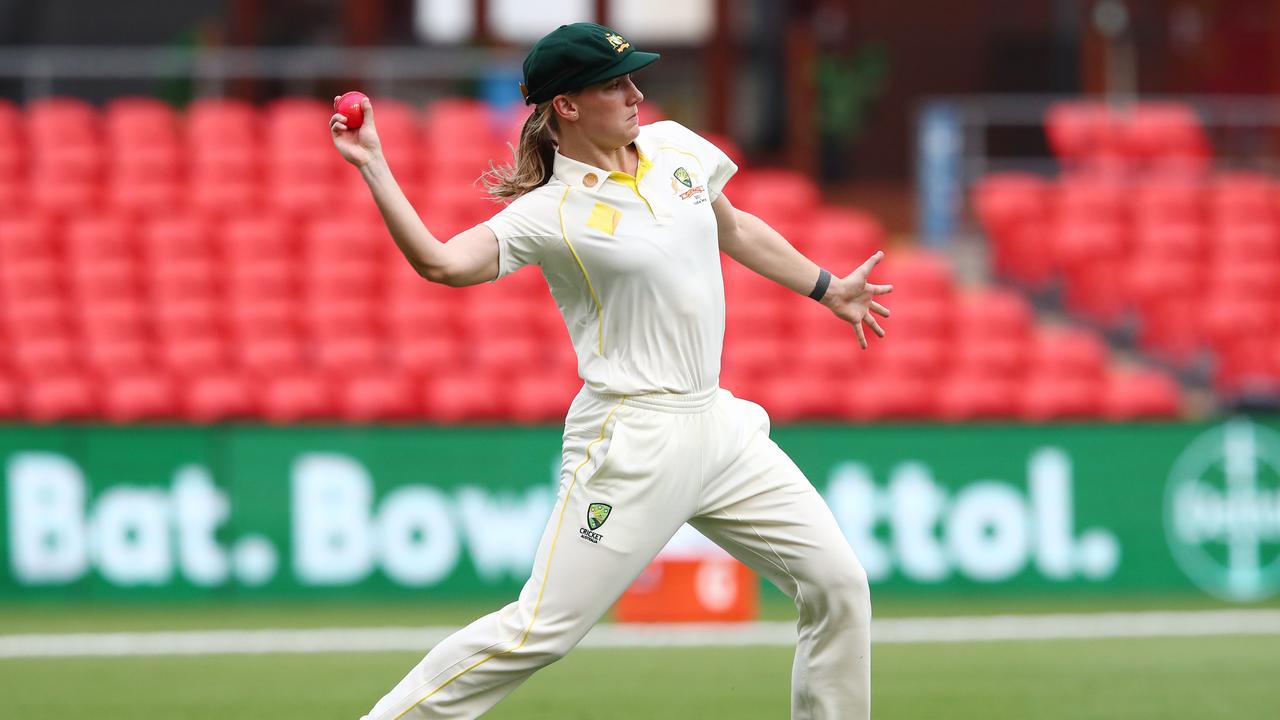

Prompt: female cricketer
[{"left": 329, "top": 22, "right": 892, "bottom": 720}]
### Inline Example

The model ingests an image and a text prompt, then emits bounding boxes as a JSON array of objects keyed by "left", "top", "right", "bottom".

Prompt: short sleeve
[
  {"left": 651, "top": 121, "right": 739, "bottom": 202},
  {"left": 479, "top": 189, "right": 561, "bottom": 280}
]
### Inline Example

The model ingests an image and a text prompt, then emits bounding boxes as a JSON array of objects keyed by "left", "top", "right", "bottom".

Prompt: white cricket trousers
[{"left": 362, "top": 386, "right": 871, "bottom": 720}]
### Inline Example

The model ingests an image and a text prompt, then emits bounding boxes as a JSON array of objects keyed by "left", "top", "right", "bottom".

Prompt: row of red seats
[
  {"left": 0, "top": 363, "right": 1178, "bottom": 425},
  {"left": 0, "top": 96, "right": 684, "bottom": 190},
  {"left": 976, "top": 168, "right": 1280, "bottom": 396},
  {"left": 1045, "top": 101, "right": 1211, "bottom": 169}
]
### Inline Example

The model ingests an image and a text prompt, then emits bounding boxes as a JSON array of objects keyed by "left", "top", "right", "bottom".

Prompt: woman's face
[{"left": 563, "top": 74, "right": 645, "bottom": 149}]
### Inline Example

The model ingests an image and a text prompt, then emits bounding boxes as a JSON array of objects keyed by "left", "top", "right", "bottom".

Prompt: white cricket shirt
[{"left": 481, "top": 121, "right": 738, "bottom": 396}]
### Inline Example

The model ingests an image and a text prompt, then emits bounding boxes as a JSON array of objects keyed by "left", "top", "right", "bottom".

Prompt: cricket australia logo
[
  {"left": 605, "top": 33, "right": 630, "bottom": 53},
  {"left": 580, "top": 502, "right": 612, "bottom": 544},
  {"left": 1165, "top": 419, "right": 1280, "bottom": 601},
  {"left": 671, "top": 167, "right": 707, "bottom": 204}
]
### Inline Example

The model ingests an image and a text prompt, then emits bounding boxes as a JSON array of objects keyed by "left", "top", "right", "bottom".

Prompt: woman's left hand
[{"left": 820, "top": 251, "right": 893, "bottom": 349}]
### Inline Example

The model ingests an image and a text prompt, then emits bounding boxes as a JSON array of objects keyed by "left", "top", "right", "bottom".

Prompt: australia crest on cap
[{"left": 605, "top": 32, "right": 630, "bottom": 53}]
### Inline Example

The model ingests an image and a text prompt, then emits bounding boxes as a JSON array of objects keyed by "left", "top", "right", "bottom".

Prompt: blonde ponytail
[{"left": 483, "top": 102, "right": 558, "bottom": 201}]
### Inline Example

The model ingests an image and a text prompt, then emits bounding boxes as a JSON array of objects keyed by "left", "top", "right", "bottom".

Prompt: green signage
[{"left": 2, "top": 420, "right": 1277, "bottom": 602}]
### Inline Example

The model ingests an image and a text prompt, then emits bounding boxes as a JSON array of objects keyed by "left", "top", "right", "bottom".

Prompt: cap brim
[{"left": 581, "top": 51, "right": 661, "bottom": 88}]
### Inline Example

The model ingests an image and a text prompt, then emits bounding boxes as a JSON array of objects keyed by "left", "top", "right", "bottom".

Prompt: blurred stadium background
[{"left": 1, "top": 1, "right": 1279, "bottom": 718}]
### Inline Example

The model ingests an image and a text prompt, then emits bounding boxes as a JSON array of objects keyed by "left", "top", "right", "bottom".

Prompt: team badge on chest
[{"left": 671, "top": 167, "right": 707, "bottom": 205}]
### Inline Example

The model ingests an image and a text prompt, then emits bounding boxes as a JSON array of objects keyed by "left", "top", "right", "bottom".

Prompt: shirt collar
[{"left": 552, "top": 130, "right": 656, "bottom": 190}]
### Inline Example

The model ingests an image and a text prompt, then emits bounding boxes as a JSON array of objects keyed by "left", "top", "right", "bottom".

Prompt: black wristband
[{"left": 808, "top": 268, "right": 832, "bottom": 301}]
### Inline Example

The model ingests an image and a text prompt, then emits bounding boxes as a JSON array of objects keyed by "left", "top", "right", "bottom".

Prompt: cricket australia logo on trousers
[{"left": 580, "top": 502, "right": 612, "bottom": 543}]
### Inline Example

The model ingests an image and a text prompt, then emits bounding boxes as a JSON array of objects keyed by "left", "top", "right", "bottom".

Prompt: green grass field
[{"left": 2, "top": 595, "right": 1277, "bottom": 719}]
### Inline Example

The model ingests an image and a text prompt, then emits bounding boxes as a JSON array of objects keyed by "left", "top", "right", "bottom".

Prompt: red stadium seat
[
  {"left": 75, "top": 298, "right": 149, "bottom": 340},
  {"left": 83, "top": 336, "right": 152, "bottom": 375},
  {"left": 728, "top": 169, "right": 821, "bottom": 226},
  {"left": 1209, "top": 172, "right": 1274, "bottom": 223},
  {"left": 0, "top": 374, "right": 19, "bottom": 418},
  {"left": 1029, "top": 328, "right": 1109, "bottom": 381},
  {"left": 803, "top": 207, "right": 884, "bottom": 270},
  {"left": 8, "top": 334, "right": 78, "bottom": 376},
  {"left": 1136, "top": 298, "right": 1205, "bottom": 366},
  {"left": 151, "top": 297, "right": 222, "bottom": 338},
  {"left": 423, "top": 370, "right": 505, "bottom": 422},
  {"left": 1127, "top": 258, "right": 1202, "bottom": 313},
  {"left": 68, "top": 258, "right": 139, "bottom": 301},
  {"left": 181, "top": 372, "right": 256, "bottom": 422},
  {"left": 936, "top": 372, "right": 1020, "bottom": 420},
  {"left": 158, "top": 333, "right": 230, "bottom": 376},
  {"left": 100, "top": 372, "right": 178, "bottom": 422},
  {"left": 1132, "top": 176, "right": 1204, "bottom": 226},
  {"left": 259, "top": 372, "right": 334, "bottom": 423},
  {"left": 1214, "top": 338, "right": 1280, "bottom": 398},
  {"left": 1061, "top": 260, "right": 1130, "bottom": 327},
  {"left": 227, "top": 259, "right": 296, "bottom": 303},
  {"left": 877, "top": 251, "right": 953, "bottom": 303},
  {"left": 0, "top": 256, "right": 61, "bottom": 301},
  {"left": 956, "top": 287, "right": 1034, "bottom": 340},
  {"left": 1122, "top": 103, "right": 1210, "bottom": 166},
  {"left": 754, "top": 374, "right": 840, "bottom": 422},
  {"left": 190, "top": 179, "right": 260, "bottom": 215},
  {"left": 146, "top": 257, "right": 221, "bottom": 305},
  {"left": 951, "top": 335, "right": 1029, "bottom": 377},
  {"left": 235, "top": 334, "right": 308, "bottom": 375},
  {"left": 508, "top": 370, "right": 582, "bottom": 423},
  {"left": 0, "top": 216, "right": 58, "bottom": 263},
  {"left": 219, "top": 214, "right": 295, "bottom": 263},
  {"left": 105, "top": 179, "right": 182, "bottom": 214},
  {"left": 228, "top": 298, "right": 299, "bottom": 337},
  {"left": 1132, "top": 220, "right": 1203, "bottom": 262},
  {"left": 1056, "top": 174, "right": 1127, "bottom": 225},
  {"left": 389, "top": 333, "right": 460, "bottom": 375},
  {"left": 1215, "top": 222, "right": 1280, "bottom": 262},
  {"left": 1102, "top": 368, "right": 1181, "bottom": 420},
  {"left": 722, "top": 334, "right": 788, "bottom": 380},
  {"left": 140, "top": 216, "right": 214, "bottom": 262},
  {"left": 1045, "top": 101, "right": 1122, "bottom": 166},
  {"left": 874, "top": 296, "right": 948, "bottom": 341},
  {"left": 724, "top": 295, "right": 788, "bottom": 339},
  {"left": 847, "top": 370, "right": 936, "bottom": 420},
  {"left": 335, "top": 372, "right": 421, "bottom": 421},
  {"left": 1053, "top": 218, "right": 1126, "bottom": 274},
  {"left": 314, "top": 333, "right": 385, "bottom": 374},
  {"left": 64, "top": 215, "right": 134, "bottom": 261},
  {"left": 2, "top": 289, "right": 70, "bottom": 328},
  {"left": 1019, "top": 373, "right": 1104, "bottom": 420},
  {"left": 24, "top": 372, "right": 98, "bottom": 421},
  {"left": 973, "top": 173, "right": 1051, "bottom": 241},
  {"left": 302, "top": 297, "right": 381, "bottom": 340},
  {"left": 875, "top": 335, "right": 948, "bottom": 375}
]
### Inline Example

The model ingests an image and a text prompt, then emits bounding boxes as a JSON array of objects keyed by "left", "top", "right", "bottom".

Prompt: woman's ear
[{"left": 552, "top": 95, "right": 579, "bottom": 122}]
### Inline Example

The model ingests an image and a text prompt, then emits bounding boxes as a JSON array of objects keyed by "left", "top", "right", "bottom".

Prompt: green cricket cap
[{"left": 520, "top": 23, "right": 660, "bottom": 105}]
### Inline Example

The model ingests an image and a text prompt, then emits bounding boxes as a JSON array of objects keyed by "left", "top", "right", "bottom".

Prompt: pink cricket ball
[{"left": 335, "top": 91, "right": 367, "bottom": 129}]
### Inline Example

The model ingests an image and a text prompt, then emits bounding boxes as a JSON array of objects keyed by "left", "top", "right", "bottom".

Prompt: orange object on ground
[{"left": 614, "top": 557, "right": 758, "bottom": 623}]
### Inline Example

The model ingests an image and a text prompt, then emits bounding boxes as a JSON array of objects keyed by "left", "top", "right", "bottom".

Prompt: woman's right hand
[{"left": 329, "top": 96, "right": 382, "bottom": 168}]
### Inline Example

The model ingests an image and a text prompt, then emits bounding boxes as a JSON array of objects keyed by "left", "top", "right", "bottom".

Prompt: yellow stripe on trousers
[{"left": 392, "top": 397, "right": 628, "bottom": 720}]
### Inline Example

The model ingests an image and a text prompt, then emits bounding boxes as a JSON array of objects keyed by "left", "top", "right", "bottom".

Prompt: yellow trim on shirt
[
  {"left": 391, "top": 397, "right": 628, "bottom": 720},
  {"left": 608, "top": 150, "right": 655, "bottom": 217},
  {"left": 557, "top": 187, "right": 606, "bottom": 355}
]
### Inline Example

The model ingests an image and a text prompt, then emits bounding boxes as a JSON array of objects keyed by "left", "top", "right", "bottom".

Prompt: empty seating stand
[
  {"left": 0, "top": 95, "right": 1181, "bottom": 423},
  {"left": 974, "top": 100, "right": 1276, "bottom": 407}
]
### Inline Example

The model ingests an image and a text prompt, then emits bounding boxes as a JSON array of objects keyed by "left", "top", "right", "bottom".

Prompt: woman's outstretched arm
[
  {"left": 330, "top": 97, "right": 499, "bottom": 287},
  {"left": 713, "top": 194, "right": 893, "bottom": 348}
]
